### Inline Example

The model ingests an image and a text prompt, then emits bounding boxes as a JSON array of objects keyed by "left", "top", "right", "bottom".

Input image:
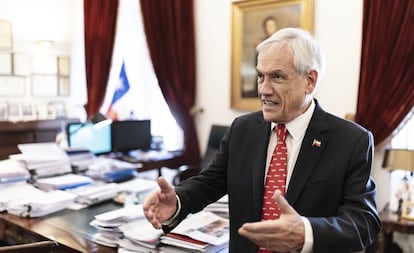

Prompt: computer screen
[
  {"left": 111, "top": 120, "right": 152, "bottom": 153},
  {"left": 66, "top": 122, "right": 112, "bottom": 155}
]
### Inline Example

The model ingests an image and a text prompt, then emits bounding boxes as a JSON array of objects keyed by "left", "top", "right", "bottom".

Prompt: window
[
  {"left": 391, "top": 109, "right": 414, "bottom": 149},
  {"left": 388, "top": 108, "right": 414, "bottom": 213},
  {"left": 100, "top": 0, "right": 183, "bottom": 152}
]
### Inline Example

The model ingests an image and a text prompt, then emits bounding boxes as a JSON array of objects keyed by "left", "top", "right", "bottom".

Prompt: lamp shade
[
  {"left": 88, "top": 112, "right": 112, "bottom": 128},
  {"left": 88, "top": 112, "right": 108, "bottom": 124},
  {"left": 382, "top": 149, "right": 414, "bottom": 171}
]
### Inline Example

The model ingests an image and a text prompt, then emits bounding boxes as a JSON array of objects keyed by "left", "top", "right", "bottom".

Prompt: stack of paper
[
  {"left": 66, "top": 182, "right": 121, "bottom": 205},
  {"left": 0, "top": 182, "right": 45, "bottom": 212},
  {"left": 65, "top": 147, "right": 97, "bottom": 173},
  {"left": 0, "top": 159, "right": 31, "bottom": 184},
  {"left": 6, "top": 189, "right": 76, "bottom": 218},
  {"left": 90, "top": 204, "right": 145, "bottom": 247},
  {"left": 85, "top": 157, "right": 141, "bottom": 183},
  {"left": 160, "top": 211, "right": 229, "bottom": 253},
  {"left": 11, "top": 143, "right": 72, "bottom": 178},
  {"left": 117, "top": 218, "right": 163, "bottom": 251},
  {"left": 34, "top": 173, "right": 94, "bottom": 191}
]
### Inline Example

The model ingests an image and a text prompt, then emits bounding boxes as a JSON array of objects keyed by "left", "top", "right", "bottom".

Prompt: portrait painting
[{"left": 231, "top": 0, "right": 314, "bottom": 111}]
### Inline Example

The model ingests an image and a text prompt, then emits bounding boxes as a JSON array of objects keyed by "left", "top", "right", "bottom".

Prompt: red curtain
[
  {"left": 83, "top": 0, "right": 118, "bottom": 118},
  {"left": 140, "top": 0, "right": 200, "bottom": 165},
  {"left": 355, "top": 0, "right": 414, "bottom": 146}
]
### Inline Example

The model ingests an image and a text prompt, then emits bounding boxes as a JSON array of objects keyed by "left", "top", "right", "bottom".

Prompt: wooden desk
[
  {"left": 0, "top": 201, "right": 120, "bottom": 253},
  {"left": 376, "top": 208, "right": 414, "bottom": 253}
]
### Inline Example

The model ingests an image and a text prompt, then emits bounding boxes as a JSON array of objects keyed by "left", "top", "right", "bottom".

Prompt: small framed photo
[
  {"left": 21, "top": 104, "right": 37, "bottom": 121},
  {"left": 58, "top": 57, "right": 70, "bottom": 76},
  {"left": 401, "top": 201, "right": 414, "bottom": 221},
  {"left": 0, "top": 75, "right": 25, "bottom": 96},
  {"left": 13, "top": 53, "right": 32, "bottom": 76},
  {"left": 58, "top": 76, "right": 70, "bottom": 96},
  {"left": 49, "top": 101, "right": 66, "bottom": 118},
  {"left": 0, "top": 53, "right": 12, "bottom": 74},
  {"left": 7, "top": 103, "right": 21, "bottom": 121},
  {"left": 0, "top": 20, "right": 12, "bottom": 49},
  {"left": 0, "top": 102, "right": 8, "bottom": 121}
]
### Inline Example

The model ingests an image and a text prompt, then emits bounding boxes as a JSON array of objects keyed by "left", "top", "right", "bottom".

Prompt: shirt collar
[{"left": 271, "top": 100, "right": 315, "bottom": 140}]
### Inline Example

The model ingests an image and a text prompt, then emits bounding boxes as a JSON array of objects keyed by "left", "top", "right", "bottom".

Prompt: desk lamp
[
  {"left": 88, "top": 112, "right": 112, "bottom": 128},
  {"left": 70, "top": 112, "right": 112, "bottom": 136},
  {"left": 383, "top": 149, "right": 414, "bottom": 215}
]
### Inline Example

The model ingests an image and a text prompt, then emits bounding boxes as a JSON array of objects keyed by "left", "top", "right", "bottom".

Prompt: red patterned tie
[{"left": 258, "top": 124, "right": 287, "bottom": 253}]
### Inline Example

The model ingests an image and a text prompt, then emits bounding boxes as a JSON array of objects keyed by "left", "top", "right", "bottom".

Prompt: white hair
[{"left": 256, "top": 27, "right": 326, "bottom": 86}]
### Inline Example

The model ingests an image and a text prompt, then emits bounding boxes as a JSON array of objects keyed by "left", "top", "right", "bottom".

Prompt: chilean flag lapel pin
[{"left": 312, "top": 139, "right": 321, "bottom": 148}]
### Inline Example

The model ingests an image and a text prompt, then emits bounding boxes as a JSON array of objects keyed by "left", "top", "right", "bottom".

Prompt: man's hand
[
  {"left": 142, "top": 177, "right": 177, "bottom": 229},
  {"left": 238, "top": 190, "right": 305, "bottom": 252}
]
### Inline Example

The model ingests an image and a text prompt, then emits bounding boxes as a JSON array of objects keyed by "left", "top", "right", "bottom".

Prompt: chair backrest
[
  {"left": 0, "top": 241, "right": 59, "bottom": 253},
  {"left": 172, "top": 124, "right": 228, "bottom": 185},
  {"left": 200, "top": 125, "right": 229, "bottom": 169}
]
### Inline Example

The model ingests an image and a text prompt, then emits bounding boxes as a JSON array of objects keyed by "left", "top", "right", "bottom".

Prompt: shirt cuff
[
  {"left": 299, "top": 216, "right": 313, "bottom": 253},
  {"left": 162, "top": 194, "right": 181, "bottom": 227}
]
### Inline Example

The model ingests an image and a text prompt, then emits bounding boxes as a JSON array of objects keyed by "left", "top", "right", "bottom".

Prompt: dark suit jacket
[{"left": 171, "top": 100, "right": 382, "bottom": 253}]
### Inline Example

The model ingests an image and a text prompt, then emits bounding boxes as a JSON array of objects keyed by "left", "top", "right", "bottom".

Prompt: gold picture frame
[
  {"left": 401, "top": 201, "right": 414, "bottom": 221},
  {"left": 230, "top": 0, "right": 314, "bottom": 111}
]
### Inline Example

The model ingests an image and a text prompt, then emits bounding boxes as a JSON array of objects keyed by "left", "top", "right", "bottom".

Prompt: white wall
[
  {"left": 0, "top": 0, "right": 391, "bottom": 213},
  {"left": 194, "top": 0, "right": 390, "bottom": 212},
  {"left": 194, "top": 0, "right": 364, "bottom": 151}
]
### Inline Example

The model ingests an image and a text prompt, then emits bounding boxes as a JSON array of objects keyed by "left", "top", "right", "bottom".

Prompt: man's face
[
  {"left": 264, "top": 19, "right": 277, "bottom": 36},
  {"left": 256, "top": 45, "right": 316, "bottom": 123}
]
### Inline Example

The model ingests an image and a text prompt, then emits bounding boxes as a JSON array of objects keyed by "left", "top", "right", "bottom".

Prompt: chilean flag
[{"left": 106, "top": 61, "right": 130, "bottom": 120}]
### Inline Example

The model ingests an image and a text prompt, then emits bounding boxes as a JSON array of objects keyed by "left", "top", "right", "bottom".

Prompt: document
[
  {"left": 0, "top": 182, "right": 44, "bottom": 211},
  {"left": 34, "top": 173, "right": 93, "bottom": 191},
  {"left": 66, "top": 182, "right": 121, "bottom": 205},
  {"left": 160, "top": 211, "right": 229, "bottom": 252},
  {"left": 119, "top": 218, "right": 163, "bottom": 248},
  {"left": 90, "top": 204, "right": 146, "bottom": 247},
  {"left": 7, "top": 190, "right": 76, "bottom": 217},
  {"left": 11, "top": 142, "right": 72, "bottom": 177},
  {"left": 0, "top": 159, "right": 30, "bottom": 184}
]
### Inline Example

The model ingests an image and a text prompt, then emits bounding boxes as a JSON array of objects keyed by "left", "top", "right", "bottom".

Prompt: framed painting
[
  {"left": 0, "top": 20, "right": 12, "bottom": 49},
  {"left": 32, "top": 75, "right": 58, "bottom": 96},
  {"left": 230, "top": 0, "right": 314, "bottom": 111}
]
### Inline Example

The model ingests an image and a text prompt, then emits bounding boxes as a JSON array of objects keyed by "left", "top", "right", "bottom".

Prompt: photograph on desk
[
  {"left": 389, "top": 170, "right": 414, "bottom": 214},
  {"left": 402, "top": 201, "right": 414, "bottom": 221}
]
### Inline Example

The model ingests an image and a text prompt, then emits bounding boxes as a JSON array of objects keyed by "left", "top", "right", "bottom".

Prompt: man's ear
[{"left": 305, "top": 70, "right": 318, "bottom": 94}]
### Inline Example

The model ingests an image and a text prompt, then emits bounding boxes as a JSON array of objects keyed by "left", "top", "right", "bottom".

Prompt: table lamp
[
  {"left": 383, "top": 149, "right": 414, "bottom": 172},
  {"left": 88, "top": 112, "right": 112, "bottom": 128},
  {"left": 69, "top": 112, "right": 112, "bottom": 136},
  {"left": 383, "top": 149, "right": 414, "bottom": 216}
]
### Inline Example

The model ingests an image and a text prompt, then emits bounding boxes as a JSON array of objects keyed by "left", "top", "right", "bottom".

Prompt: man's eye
[
  {"left": 272, "top": 74, "right": 283, "bottom": 80},
  {"left": 257, "top": 74, "right": 264, "bottom": 81}
]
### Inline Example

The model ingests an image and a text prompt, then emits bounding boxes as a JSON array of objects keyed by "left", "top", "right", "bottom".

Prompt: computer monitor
[
  {"left": 66, "top": 122, "right": 112, "bottom": 155},
  {"left": 111, "top": 120, "right": 151, "bottom": 154}
]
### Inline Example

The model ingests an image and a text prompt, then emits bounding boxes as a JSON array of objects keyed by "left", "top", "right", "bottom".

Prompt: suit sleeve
[{"left": 308, "top": 130, "right": 382, "bottom": 252}]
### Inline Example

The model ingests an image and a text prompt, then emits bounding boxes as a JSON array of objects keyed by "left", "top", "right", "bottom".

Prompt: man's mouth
[{"left": 262, "top": 99, "right": 278, "bottom": 106}]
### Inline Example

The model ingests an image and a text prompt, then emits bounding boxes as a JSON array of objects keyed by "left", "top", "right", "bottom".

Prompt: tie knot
[{"left": 276, "top": 124, "right": 287, "bottom": 142}]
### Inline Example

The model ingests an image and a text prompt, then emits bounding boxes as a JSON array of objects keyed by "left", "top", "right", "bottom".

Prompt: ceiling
[{"left": 0, "top": 0, "right": 76, "bottom": 48}]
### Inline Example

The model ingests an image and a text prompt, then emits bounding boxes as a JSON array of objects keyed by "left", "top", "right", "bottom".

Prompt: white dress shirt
[{"left": 267, "top": 100, "right": 315, "bottom": 253}]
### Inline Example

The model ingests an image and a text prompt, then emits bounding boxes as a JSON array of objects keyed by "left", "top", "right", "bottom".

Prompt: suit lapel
[{"left": 285, "top": 103, "right": 329, "bottom": 205}]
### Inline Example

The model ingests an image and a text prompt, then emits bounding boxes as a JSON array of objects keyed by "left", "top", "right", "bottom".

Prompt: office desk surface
[{"left": 0, "top": 201, "right": 121, "bottom": 253}]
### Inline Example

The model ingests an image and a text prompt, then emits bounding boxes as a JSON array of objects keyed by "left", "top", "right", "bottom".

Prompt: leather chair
[
  {"left": 0, "top": 241, "right": 59, "bottom": 253},
  {"left": 173, "top": 125, "right": 228, "bottom": 185}
]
